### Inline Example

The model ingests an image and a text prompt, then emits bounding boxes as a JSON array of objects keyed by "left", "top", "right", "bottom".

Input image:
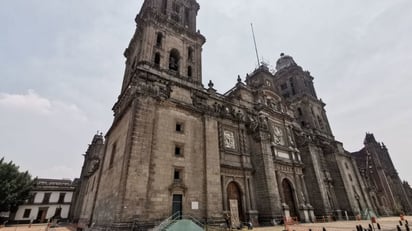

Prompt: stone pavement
[
  {"left": 0, "top": 217, "right": 409, "bottom": 231},
  {"left": 253, "top": 216, "right": 411, "bottom": 231},
  {"left": 0, "top": 225, "right": 74, "bottom": 231}
]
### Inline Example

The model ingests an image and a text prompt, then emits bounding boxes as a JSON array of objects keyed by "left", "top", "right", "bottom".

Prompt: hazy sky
[{"left": 1, "top": 0, "right": 411, "bottom": 184}]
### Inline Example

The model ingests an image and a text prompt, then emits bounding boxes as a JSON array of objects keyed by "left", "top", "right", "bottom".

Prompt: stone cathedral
[{"left": 70, "top": 0, "right": 412, "bottom": 230}]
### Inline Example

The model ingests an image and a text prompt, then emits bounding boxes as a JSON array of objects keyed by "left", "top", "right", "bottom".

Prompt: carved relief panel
[
  {"left": 223, "top": 130, "right": 236, "bottom": 150},
  {"left": 272, "top": 124, "right": 285, "bottom": 146},
  {"left": 219, "top": 122, "right": 240, "bottom": 153}
]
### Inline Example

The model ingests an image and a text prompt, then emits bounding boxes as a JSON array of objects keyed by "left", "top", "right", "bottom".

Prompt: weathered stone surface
[{"left": 71, "top": 1, "right": 412, "bottom": 230}]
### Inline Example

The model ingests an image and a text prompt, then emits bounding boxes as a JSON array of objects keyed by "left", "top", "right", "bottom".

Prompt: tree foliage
[{"left": 0, "top": 157, "right": 34, "bottom": 212}]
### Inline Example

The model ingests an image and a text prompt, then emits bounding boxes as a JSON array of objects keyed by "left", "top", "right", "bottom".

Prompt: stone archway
[
  {"left": 227, "top": 182, "right": 244, "bottom": 224},
  {"left": 282, "top": 179, "right": 298, "bottom": 217}
]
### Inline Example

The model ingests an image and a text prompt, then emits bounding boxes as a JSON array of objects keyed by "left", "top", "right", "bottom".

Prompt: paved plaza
[
  {"left": 254, "top": 216, "right": 411, "bottom": 231},
  {"left": 0, "top": 225, "right": 74, "bottom": 231},
  {"left": 0, "top": 216, "right": 410, "bottom": 231}
]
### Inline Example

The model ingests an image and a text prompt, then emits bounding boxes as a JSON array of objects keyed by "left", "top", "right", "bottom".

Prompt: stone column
[{"left": 203, "top": 116, "right": 223, "bottom": 220}]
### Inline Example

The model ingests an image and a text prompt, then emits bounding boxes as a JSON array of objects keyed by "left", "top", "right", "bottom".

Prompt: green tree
[{"left": 0, "top": 157, "right": 34, "bottom": 212}]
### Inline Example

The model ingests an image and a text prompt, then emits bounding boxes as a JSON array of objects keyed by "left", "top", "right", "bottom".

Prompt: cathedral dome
[{"left": 275, "top": 53, "right": 297, "bottom": 71}]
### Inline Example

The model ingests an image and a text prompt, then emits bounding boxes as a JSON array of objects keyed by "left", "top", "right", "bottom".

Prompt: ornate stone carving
[
  {"left": 87, "top": 158, "right": 100, "bottom": 176},
  {"left": 136, "top": 80, "right": 172, "bottom": 101},
  {"left": 286, "top": 126, "right": 295, "bottom": 146},
  {"left": 271, "top": 125, "right": 285, "bottom": 146},
  {"left": 168, "top": 181, "right": 187, "bottom": 194},
  {"left": 223, "top": 130, "right": 236, "bottom": 149}
]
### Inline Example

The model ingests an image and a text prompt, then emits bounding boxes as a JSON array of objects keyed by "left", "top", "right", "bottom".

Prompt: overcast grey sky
[{"left": 1, "top": 0, "right": 411, "bottom": 184}]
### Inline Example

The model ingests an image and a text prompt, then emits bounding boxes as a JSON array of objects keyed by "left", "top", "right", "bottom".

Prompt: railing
[
  {"left": 151, "top": 211, "right": 181, "bottom": 231},
  {"left": 181, "top": 214, "right": 203, "bottom": 229},
  {"left": 151, "top": 212, "right": 205, "bottom": 231}
]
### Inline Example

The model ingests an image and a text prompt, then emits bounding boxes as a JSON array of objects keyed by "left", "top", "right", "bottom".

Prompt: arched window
[
  {"left": 187, "top": 66, "right": 192, "bottom": 77},
  {"left": 156, "top": 33, "right": 163, "bottom": 47},
  {"left": 188, "top": 47, "right": 193, "bottom": 61},
  {"left": 169, "top": 49, "right": 180, "bottom": 72},
  {"left": 184, "top": 7, "right": 190, "bottom": 27},
  {"left": 154, "top": 52, "right": 161, "bottom": 66}
]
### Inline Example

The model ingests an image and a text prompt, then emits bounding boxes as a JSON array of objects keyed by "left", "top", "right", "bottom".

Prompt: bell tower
[
  {"left": 120, "top": 0, "right": 205, "bottom": 95},
  {"left": 274, "top": 53, "right": 333, "bottom": 137}
]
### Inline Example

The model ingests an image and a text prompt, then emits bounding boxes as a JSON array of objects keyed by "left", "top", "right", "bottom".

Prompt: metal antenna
[{"left": 250, "top": 23, "right": 261, "bottom": 66}]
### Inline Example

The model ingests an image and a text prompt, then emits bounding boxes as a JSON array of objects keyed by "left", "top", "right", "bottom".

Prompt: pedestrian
[{"left": 224, "top": 213, "right": 231, "bottom": 230}]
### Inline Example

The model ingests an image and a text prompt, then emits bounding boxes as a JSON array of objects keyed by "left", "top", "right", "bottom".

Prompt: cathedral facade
[
  {"left": 71, "top": 0, "right": 411, "bottom": 230},
  {"left": 352, "top": 134, "right": 412, "bottom": 216}
]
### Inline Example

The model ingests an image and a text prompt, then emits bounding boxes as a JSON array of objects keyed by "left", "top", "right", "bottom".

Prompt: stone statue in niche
[
  {"left": 272, "top": 125, "right": 285, "bottom": 145},
  {"left": 286, "top": 126, "right": 295, "bottom": 146},
  {"left": 301, "top": 191, "right": 306, "bottom": 204},
  {"left": 223, "top": 130, "right": 236, "bottom": 149},
  {"left": 88, "top": 159, "right": 100, "bottom": 175},
  {"left": 246, "top": 114, "right": 259, "bottom": 133},
  {"left": 235, "top": 110, "right": 243, "bottom": 121},
  {"left": 258, "top": 115, "right": 268, "bottom": 130}
]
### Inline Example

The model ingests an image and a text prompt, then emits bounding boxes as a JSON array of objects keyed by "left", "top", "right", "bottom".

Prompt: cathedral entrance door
[
  {"left": 282, "top": 179, "right": 298, "bottom": 218},
  {"left": 227, "top": 182, "right": 244, "bottom": 226},
  {"left": 172, "top": 194, "right": 182, "bottom": 219}
]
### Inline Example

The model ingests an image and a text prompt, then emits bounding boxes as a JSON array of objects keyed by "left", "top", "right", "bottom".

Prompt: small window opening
[
  {"left": 91, "top": 176, "right": 96, "bottom": 191},
  {"left": 290, "top": 82, "right": 296, "bottom": 95},
  {"left": 174, "top": 169, "right": 181, "bottom": 182},
  {"left": 109, "top": 142, "right": 117, "bottom": 168},
  {"left": 154, "top": 52, "right": 161, "bottom": 66},
  {"left": 23, "top": 209, "right": 31, "bottom": 218},
  {"left": 58, "top": 193, "right": 65, "bottom": 203},
  {"left": 156, "top": 33, "right": 163, "bottom": 47},
  {"left": 175, "top": 146, "right": 181, "bottom": 156},
  {"left": 187, "top": 66, "right": 192, "bottom": 77},
  {"left": 169, "top": 49, "right": 180, "bottom": 72},
  {"left": 175, "top": 123, "right": 183, "bottom": 132},
  {"left": 184, "top": 7, "right": 190, "bottom": 26},
  {"left": 297, "top": 108, "right": 303, "bottom": 116},
  {"left": 43, "top": 193, "right": 51, "bottom": 203},
  {"left": 188, "top": 47, "right": 193, "bottom": 61}
]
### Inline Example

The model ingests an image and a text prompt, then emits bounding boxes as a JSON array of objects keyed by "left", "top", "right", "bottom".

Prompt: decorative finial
[
  {"left": 237, "top": 75, "right": 241, "bottom": 83},
  {"left": 208, "top": 80, "right": 214, "bottom": 88},
  {"left": 280, "top": 53, "right": 285, "bottom": 57}
]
